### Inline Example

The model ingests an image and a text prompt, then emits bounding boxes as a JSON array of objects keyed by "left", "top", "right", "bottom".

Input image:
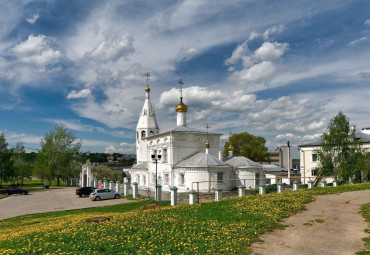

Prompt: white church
[{"left": 129, "top": 78, "right": 265, "bottom": 193}]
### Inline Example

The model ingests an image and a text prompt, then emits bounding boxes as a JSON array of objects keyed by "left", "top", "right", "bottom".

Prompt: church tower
[
  {"left": 175, "top": 79, "right": 188, "bottom": 126},
  {"left": 136, "top": 72, "right": 159, "bottom": 163}
]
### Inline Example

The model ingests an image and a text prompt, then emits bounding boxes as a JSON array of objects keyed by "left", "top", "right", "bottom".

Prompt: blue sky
[{"left": 1, "top": 0, "right": 370, "bottom": 157}]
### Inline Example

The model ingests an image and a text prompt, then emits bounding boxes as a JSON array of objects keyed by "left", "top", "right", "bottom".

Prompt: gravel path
[
  {"left": 0, "top": 187, "right": 135, "bottom": 220},
  {"left": 251, "top": 189, "right": 370, "bottom": 255}
]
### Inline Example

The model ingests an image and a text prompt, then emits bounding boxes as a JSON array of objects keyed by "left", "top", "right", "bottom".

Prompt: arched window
[
  {"left": 141, "top": 131, "right": 146, "bottom": 140},
  {"left": 150, "top": 130, "right": 154, "bottom": 136},
  {"left": 136, "top": 131, "right": 139, "bottom": 139}
]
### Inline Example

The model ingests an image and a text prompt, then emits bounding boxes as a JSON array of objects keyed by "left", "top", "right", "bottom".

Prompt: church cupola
[
  {"left": 228, "top": 131, "right": 234, "bottom": 158},
  {"left": 136, "top": 72, "right": 159, "bottom": 163},
  {"left": 176, "top": 79, "right": 187, "bottom": 126},
  {"left": 205, "top": 124, "right": 210, "bottom": 154}
]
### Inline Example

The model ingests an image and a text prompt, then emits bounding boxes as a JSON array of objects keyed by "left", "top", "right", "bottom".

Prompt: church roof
[
  {"left": 136, "top": 90, "right": 159, "bottom": 130},
  {"left": 225, "top": 156, "right": 263, "bottom": 169},
  {"left": 132, "top": 162, "right": 149, "bottom": 170},
  {"left": 262, "top": 164, "right": 287, "bottom": 172},
  {"left": 175, "top": 152, "right": 230, "bottom": 168},
  {"left": 147, "top": 125, "right": 221, "bottom": 139}
]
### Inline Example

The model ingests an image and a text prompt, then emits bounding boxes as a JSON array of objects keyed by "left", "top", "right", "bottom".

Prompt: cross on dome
[
  {"left": 145, "top": 72, "right": 151, "bottom": 92},
  {"left": 205, "top": 123, "right": 210, "bottom": 148},
  {"left": 175, "top": 78, "right": 188, "bottom": 113}
]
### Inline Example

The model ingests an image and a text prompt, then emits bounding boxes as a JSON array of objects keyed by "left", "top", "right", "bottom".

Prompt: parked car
[
  {"left": 89, "top": 189, "right": 121, "bottom": 201},
  {"left": 5, "top": 186, "right": 29, "bottom": 196},
  {"left": 76, "top": 187, "right": 95, "bottom": 197}
]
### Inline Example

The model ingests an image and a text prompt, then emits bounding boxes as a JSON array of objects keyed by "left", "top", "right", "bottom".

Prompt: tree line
[{"left": 0, "top": 124, "right": 133, "bottom": 187}]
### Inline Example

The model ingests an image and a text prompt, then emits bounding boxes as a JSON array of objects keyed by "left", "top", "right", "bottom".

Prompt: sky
[{"left": 0, "top": 0, "right": 370, "bottom": 158}]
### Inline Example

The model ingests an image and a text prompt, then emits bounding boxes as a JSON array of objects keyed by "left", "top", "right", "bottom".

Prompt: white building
[
  {"left": 130, "top": 80, "right": 265, "bottom": 192},
  {"left": 299, "top": 128, "right": 370, "bottom": 184}
]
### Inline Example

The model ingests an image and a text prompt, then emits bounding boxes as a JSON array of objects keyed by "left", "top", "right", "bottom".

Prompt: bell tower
[{"left": 136, "top": 72, "right": 159, "bottom": 163}]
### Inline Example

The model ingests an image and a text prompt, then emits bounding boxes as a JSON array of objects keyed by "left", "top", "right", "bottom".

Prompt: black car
[
  {"left": 5, "top": 186, "right": 29, "bottom": 196},
  {"left": 76, "top": 187, "right": 95, "bottom": 197}
]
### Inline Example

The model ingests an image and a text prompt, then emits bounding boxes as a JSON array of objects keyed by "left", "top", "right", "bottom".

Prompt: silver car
[{"left": 89, "top": 189, "right": 121, "bottom": 201}]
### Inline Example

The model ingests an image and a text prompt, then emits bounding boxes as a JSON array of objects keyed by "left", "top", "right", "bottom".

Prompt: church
[{"left": 130, "top": 77, "right": 265, "bottom": 193}]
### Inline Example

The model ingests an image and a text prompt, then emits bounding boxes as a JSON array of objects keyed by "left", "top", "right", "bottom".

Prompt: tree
[
  {"left": 11, "top": 142, "right": 33, "bottom": 184},
  {"left": 316, "top": 112, "right": 369, "bottom": 183},
  {"left": 91, "top": 164, "right": 112, "bottom": 181},
  {"left": 223, "top": 132, "right": 268, "bottom": 162},
  {"left": 35, "top": 124, "right": 82, "bottom": 186},
  {"left": 0, "top": 133, "right": 14, "bottom": 186}
]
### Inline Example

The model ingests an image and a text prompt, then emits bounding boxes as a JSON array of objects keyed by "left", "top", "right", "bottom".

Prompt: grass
[
  {"left": 0, "top": 183, "right": 369, "bottom": 254},
  {"left": 345, "top": 200, "right": 351, "bottom": 204},
  {"left": 315, "top": 218, "right": 325, "bottom": 223},
  {"left": 357, "top": 203, "right": 370, "bottom": 255}
]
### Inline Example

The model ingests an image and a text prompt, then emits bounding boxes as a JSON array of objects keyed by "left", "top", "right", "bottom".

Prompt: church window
[
  {"left": 311, "top": 170, "right": 316, "bottom": 176},
  {"left": 217, "top": 172, "right": 223, "bottom": 183},
  {"left": 162, "top": 149, "right": 167, "bottom": 163},
  {"left": 141, "top": 131, "right": 146, "bottom": 140},
  {"left": 136, "top": 131, "right": 139, "bottom": 139},
  {"left": 143, "top": 175, "right": 146, "bottom": 186},
  {"left": 164, "top": 174, "right": 169, "bottom": 184},
  {"left": 150, "top": 130, "right": 154, "bottom": 136},
  {"left": 179, "top": 174, "right": 185, "bottom": 185},
  {"left": 255, "top": 173, "right": 260, "bottom": 186}
]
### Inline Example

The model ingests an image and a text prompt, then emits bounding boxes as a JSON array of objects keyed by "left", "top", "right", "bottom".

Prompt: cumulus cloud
[
  {"left": 177, "top": 46, "right": 199, "bottom": 61},
  {"left": 105, "top": 144, "right": 135, "bottom": 154},
  {"left": 67, "top": 88, "right": 92, "bottom": 99},
  {"left": 12, "top": 34, "right": 61, "bottom": 70},
  {"left": 26, "top": 13, "right": 39, "bottom": 24},
  {"left": 225, "top": 30, "right": 289, "bottom": 89},
  {"left": 5, "top": 131, "right": 42, "bottom": 144},
  {"left": 84, "top": 32, "right": 135, "bottom": 62},
  {"left": 365, "top": 19, "right": 370, "bottom": 26},
  {"left": 254, "top": 42, "right": 289, "bottom": 61},
  {"left": 273, "top": 133, "right": 322, "bottom": 144}
]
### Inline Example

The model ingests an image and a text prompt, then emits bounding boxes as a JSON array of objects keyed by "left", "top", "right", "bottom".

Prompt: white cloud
[
  {"left": 177, "top": 46, "right": 199, "bottom": 61},
  {"left": 225, "top": 30, "right": 289, "bottom": 89},
  {"left": 84, "top": 32, "right": 135, "bottom": 62},
  {"left": 26, "top": 13, "right": 39, "bottom": 24},
  {"left": 105, "top": 144, "right": 135, "bottom": 154},
  {"left": 12, "top": 34, "right": 61, "bottom": 70},
  {"left": 67, "top": 89, "right": 92, "bottom": 99},
  {"left": 364, "top": 19, "right": 370, "bottom": 26},
  {"left": 254, "top": 42, "right": 289, "bottom": 61},
  {"left": 5, "top": 131, "right": 42, "bottom": 144},
  {"left": 230, "top": 61, "right": 276, "bottom": 84},
  {"left": 349, "top": 36, "right": 367, "bottom": 46},
  {"left": 273, "top": 133, "right": 322, "bottom": 144},
  {"left": 119, "top": 142, "right": 135, "bottom": 147}
]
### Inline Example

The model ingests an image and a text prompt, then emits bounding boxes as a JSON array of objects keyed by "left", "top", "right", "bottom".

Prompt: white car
[{"left": 89, "top": 189, "right": 121, "bottom": 201}]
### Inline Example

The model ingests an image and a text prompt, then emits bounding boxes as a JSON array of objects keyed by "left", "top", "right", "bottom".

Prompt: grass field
[
  {"left": 357, "top": 202, "right": 370, "bottom": 254},
  {"left": 0, "top": 183, "right": 369, "bottom": 254}
]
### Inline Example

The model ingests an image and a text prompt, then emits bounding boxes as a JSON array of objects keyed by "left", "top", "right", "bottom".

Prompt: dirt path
[
  {"left": 252, "top": 189, "right": 370, "bottom": 255},
  {"left": 0, "top": 187, "right": 135, "bottom": 220}
]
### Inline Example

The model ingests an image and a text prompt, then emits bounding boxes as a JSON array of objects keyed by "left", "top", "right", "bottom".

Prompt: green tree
[
  {"left": 35, "top": 124, "right": 82, "bottom": 186},
  {"left": 11, "top": 142, "right": 33, "bottom": 184},
  {"left": 223, "top": 132, "right": 268, "bottom": 162},
  {"left": 0, "top": 133, "right": 13, "bottom": 186},
  {"left": 92, "top": 164, "right": 112, "bottom": 181},
  {"left": 316, "top": 112, "right": 369, "bottom": 183}
]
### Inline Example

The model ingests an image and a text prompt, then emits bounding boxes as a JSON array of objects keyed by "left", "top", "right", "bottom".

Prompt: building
[
  {"left": 298, "top": 128, "right": 370, "bottom": 184},
  {"left": 267, "top": 151, "right": 280, "bottom": 166},
  {"left": 130, "top": 79, "right": 265, "bottom": 192}
]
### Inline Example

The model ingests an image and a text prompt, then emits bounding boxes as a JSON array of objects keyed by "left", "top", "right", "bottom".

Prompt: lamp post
[{"left": 151, "top": 153, "right": 162, "bottom": 204}]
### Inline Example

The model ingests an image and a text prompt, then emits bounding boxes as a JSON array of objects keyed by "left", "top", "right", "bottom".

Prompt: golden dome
[
  {"left": 175, "top": 98, "right": 188, "bottom": 112},
  {"left": 228, "top": 143, "right": 234, "bottom": 151},
  {"left": 145, "top": 85, "right": 150, "bottom": 92},
  {"left": 205, "top": 140, "right": 210, "bottom": 148}
]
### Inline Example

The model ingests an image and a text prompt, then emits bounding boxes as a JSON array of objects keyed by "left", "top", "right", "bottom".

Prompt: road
[
  {"left": 0, "top": 187, "right": 135, "bottom": 220},
  {"left": 252, "top": 189, "right": 370, "bottom": 255}
]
